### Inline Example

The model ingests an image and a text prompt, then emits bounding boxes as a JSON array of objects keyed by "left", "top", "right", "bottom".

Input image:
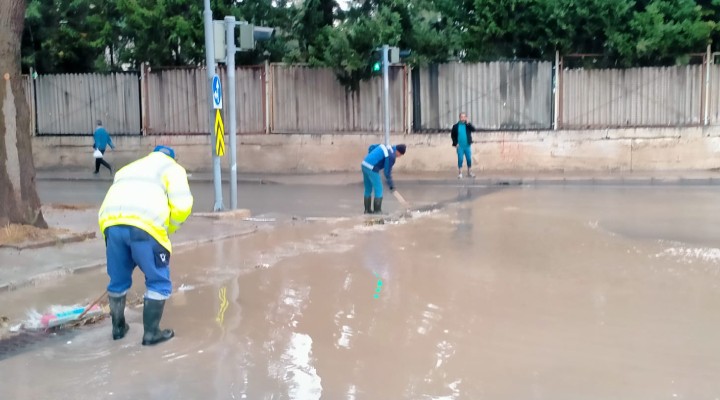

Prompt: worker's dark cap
[
  {"left": 153, "top": 145, "right": 176, "bottom": 159},
  {"left": 395, "top": 144, "right": 407, "bottom": 155}
]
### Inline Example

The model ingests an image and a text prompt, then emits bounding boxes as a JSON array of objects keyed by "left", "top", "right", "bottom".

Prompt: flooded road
[{"left": 3, "top": 185, "right": 720, "bottom": 399}]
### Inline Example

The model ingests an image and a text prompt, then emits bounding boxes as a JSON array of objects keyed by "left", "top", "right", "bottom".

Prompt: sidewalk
[
  {"left": 0, "top": 206, "right": 260, "bottom": 293},
  {"left": 36, "top": 169, "right": 720, "bottom": 186}
]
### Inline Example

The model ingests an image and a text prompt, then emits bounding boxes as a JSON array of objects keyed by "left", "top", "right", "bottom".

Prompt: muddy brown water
[{"left": 2, "top": 186, "right": 720, "bottom": 399}]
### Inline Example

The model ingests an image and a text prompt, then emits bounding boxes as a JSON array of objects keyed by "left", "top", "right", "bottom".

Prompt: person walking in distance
[
  {"left": 93, "top": 120, "right": 115, "bottom": 174},
  {"left": 98, "top": 146, "right": 193, "bottom": 346},
  {"left": 361, "top": 143, "right": 407, "bottom": 214},
  {"left": 451, "top": 112, "right": 477, "bottom": 179}
]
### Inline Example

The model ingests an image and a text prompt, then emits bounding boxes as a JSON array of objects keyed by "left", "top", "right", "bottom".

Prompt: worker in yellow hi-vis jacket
[{"left": 98, "top": 145, "right": 193, "bottom": 346}]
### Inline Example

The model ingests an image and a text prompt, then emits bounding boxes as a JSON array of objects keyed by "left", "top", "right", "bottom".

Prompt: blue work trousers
[
  {"left": 457, "top": 145, "right": 472, "bottom": 169},
  {"left": 105, "top": 225, "right": 172, "bottom": 300},
  {"left": 362, "top": 165, "right": 383, "bottom": 198}
]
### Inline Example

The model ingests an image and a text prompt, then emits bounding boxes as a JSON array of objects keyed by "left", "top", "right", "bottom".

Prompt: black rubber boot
[
  {"left": 141, "top": 298, "right": 175, "bottom": 346},
  {"left": 109, "top": 295, "right": 129, "bottom": 340},
  {"left": 364, "top": 197, "right": 372, "bottom": 214},
  {"left": 373, "top": 197, "right": 383, "bottom": 214}
]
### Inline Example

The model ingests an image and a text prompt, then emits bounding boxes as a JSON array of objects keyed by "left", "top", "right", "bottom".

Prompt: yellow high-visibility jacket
[{"left": 98, "top": 152, "right": 194, "bottom": 253}]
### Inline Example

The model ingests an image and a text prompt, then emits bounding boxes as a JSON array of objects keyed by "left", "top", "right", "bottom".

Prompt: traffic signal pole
[
  {"left": 203, "top": 0, "right": 224, "bottom": 211},
  {"left": 225, "top": 16, "right": 238, "bottom": 210},
  {"left": 220, "top": 17, "right": 273, "bottom": 209},
  {"left": 382, "top": 44, "right": 390, "bottom": 148}
]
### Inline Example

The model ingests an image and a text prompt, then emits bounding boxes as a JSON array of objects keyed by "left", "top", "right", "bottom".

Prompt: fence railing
[
  {"left": 270, "top": 64, "right": 407, "bottom": 133},
  {"left": 32, "top": 72, "right": 140, "bottom": 135},
  {"left": 560, "top": 65, "right": 704, "bottom": 128},
  {"left": 143, "top": 66, "right": 266, "bottom": 135},
  {"left": 23, "top": 76, "right": 35, "bottom": 135},
  {"left": 413, "top": 61, "right": 553, "bottom": 131},
  {"left": 21, "top": 55, "right": 720, "bottom": 136}
]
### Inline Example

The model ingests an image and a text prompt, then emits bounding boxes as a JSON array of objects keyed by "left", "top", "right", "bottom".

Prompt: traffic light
[
  {"left": 389, "top": 47, "right": 399, "bottom": 64},
  {"left": 371, "top": 49, "right": 382, "bottom": 74},
  {"left": 213, "top": 21, "right": 226, "bottom": 61},
  {"left": 370, "top": 46, "right": 409, "bottom": 74},
  {"left": 238, "top": 23, "right": 275, "bottom": 51}
]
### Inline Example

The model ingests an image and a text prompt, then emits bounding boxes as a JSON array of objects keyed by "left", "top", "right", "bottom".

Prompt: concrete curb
[
  {"left": 193, "top": 209, "right": 252, "bottom": 219},
  {"left": 408, "top": 177, "right": 720, "bottom": 187},
  {"left": 36, "top": 174, "right": 277, "bottom": 185},
  {"left": 36, "top": 171, "right": 720, "bottom": 187},
  {"left": 0, "top": 231, "right": 96, "bottom": 251},
  {"left": 0, "top": 227, "right": 258, "bottom": 294}
]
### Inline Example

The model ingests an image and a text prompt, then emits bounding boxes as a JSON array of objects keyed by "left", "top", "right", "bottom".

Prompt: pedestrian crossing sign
[{"left": 214, "top": 109, "right": 225, "bottom": 157}]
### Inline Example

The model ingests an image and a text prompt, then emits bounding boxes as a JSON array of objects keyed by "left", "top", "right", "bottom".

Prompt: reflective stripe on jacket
[{"left": 98, "top": 152, "right": 193, "bottom": 252}]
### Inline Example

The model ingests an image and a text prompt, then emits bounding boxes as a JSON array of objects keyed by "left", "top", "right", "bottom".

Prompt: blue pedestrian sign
[{"left": 212, "top": 75, "right": 222, "bottom": 109}]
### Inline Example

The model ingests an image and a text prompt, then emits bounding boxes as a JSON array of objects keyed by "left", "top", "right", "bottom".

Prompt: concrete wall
[{"left": 32, "top": 127, "right": 720, "bottom": 173}]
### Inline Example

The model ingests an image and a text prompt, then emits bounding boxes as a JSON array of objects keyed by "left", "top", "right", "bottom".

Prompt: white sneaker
[
  {"left": 458, "top": 173, "right": 463, "bottom": 179},
  {"left": 468, "top": 171, "right": 476, "bottom": 178}
]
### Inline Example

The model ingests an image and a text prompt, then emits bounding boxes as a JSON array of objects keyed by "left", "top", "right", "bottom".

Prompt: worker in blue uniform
[{"left": 361, "top": 143, "right": 407, "bottom": 214}]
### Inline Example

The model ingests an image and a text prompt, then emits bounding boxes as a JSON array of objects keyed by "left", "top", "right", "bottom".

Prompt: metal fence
[
  {"left": 561, "top": 65, "right": 704, "bottom": 128},
  {"left": 21, "top": 58, "right": 720, "bottom": 136},
  {"left": 413, "top": 61, "right": 553, "bottom": 131},
  {"left": 708, "top": 64, "right": 720, "bottom": 125},
  {"left": 144, "top": 66, "right": 265, "bottom": 135},
  {"left": 270, "top": 64, "right": 407, "bottom": 133},
  {"left": 34, "top": 73, "right": 140, "bottom": 135},
  {"left": 22, "top": 76, "right": 35, "bottom": 135}
]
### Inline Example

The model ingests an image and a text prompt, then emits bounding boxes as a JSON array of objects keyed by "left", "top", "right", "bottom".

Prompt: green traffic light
[{"left": 372, "top": 61, "right": 381, "bottom": 72}]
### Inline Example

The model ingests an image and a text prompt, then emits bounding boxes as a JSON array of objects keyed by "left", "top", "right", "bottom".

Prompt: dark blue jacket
[{"left": 451, "top": 122, "right": 476, "bottom": 146}]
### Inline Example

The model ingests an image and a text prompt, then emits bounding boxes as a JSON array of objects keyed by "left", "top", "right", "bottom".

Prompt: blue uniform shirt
[{"left": 362, "top": 144, "right": 398, "bottom": 189}]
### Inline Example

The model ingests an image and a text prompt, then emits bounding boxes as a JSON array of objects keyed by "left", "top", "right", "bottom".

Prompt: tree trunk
[{"left": 0, "top": 0, "right": 47, "bottom": 228}]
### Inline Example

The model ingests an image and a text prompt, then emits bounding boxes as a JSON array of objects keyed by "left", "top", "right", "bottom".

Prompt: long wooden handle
[
  {"left": 393, "top": 190, "right": 410, "bottom": 208},
  {"left": 77, "top": 290, "right": 108, "bottom": 320}
]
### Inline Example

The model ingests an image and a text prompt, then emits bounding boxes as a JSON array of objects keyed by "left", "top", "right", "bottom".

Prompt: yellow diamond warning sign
[{"left": 214, "top": 109, "right": 225, "bottom": 157}]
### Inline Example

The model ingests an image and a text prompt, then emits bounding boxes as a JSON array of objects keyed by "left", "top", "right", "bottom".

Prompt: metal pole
[
  {"left": 405, "top": 64, "right": 411, "bottom": 134},
  {"left": 557, "top": 55, "right": 564, "bottom": 130},
  {"left": 140, "top": 63, "right": 148, "bottom": 135},
  {"left": 225, "top": 16, "right": 238, "bottom": 209},
  {"left": 705, "top": 43, "right": 711, "bottom": 126},
  {"left": 382, "top": 44, "right": 390, "bottom": 147},
  {"left": 264, "top": 58, "right": 271, "bottom": 134},
  {"left": 204, "top": 0, "right": 223, "bottom": 211},
  {"left": 553, "top": 50, "right": 560, "bottom": 130}
]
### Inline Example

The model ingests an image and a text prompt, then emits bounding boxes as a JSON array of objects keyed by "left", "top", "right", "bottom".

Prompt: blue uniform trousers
[
  {"left": 105, "top": 225, "right": 172, "bottom": 300},
  {"left": 362, "top": 165, "right": 383, "bottom": 198}
]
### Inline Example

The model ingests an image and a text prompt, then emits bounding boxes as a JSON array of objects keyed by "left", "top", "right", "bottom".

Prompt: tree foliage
[
  {"left": 23, "top": 0, "right": 107, "bottom": 73},
  {"left": 20, "top": 0, "right": 719, "bottom": 85}
]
